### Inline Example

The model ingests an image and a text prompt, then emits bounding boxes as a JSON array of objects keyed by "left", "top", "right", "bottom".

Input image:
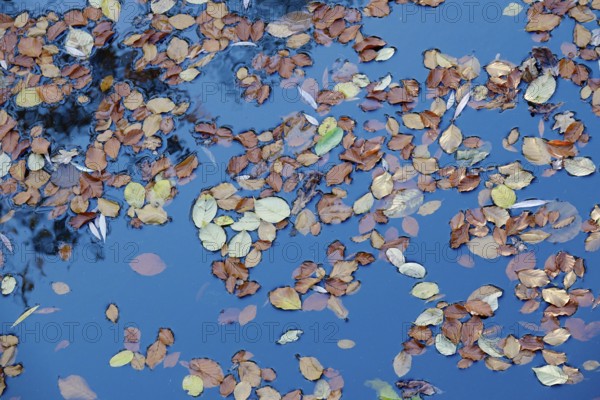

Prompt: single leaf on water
[
  {"left": 564, "top": 157, "right": 596, "bottom": 177},
  {"left": 12, "top": 304, "right": 40, "bottom": 327},
  {"left": 254, "top": 197, "right": 291, "bottom": 223},
  {"left": 393, "top": 351, "right": 411, "bottom": 377},
  {"left": 314, "top": 127, "right": 343, "bottom": 156},
  {"left": 58, "top": 375, "right": 97, "bottom": 400},
  {"left": 124, "top": 182, "right": 146, "bottom": 208},
  {"left": 439, "top": 124, "right": 462, "bottom": 153},
  {"left": 491, "top": 184, "right": 516, "bottom": 208},
  {"left": 524, "top": 73, "right": 556, "bottom": 104},
  {"left": 182, "top": 374, "right": 204, "bottom": 397},
  {"left": 269, "top": 287, "right": 301, "bottom": 310},
  {"left": 435, "top": 334, "right": 457, "bottom": 356},
  {"left": 299, "top": 356, "right": 324, "bottom": 380},
  {"left": 532, "top": 365, "right": 568, "bottom": 386},
  {"left": 411, "top": 282, "right": 439, "bottom": 299},
  {"left": 192, "top": 194, "right": 218, "bottom": 228},
  {"left": 129, "top": 253, "right": 166, "bottom": 276},
  {"left": 398, "top": 262, "right": 426, "bottom": 279},
  {"left": 414, "top": 308, "right": 444, "bottom": 326},
  {"left": 276, "top": 329, "right": 303, "bottom": 344},
  {"left": 503, "top": 2, "right": 523, "bottom": 16},
  {"left": 199, "top": 223, "right": 226, "bottom": 251},
  {"left": 227, "top": 230, "right": 252, "bottom": 258},
  {"left": 109, "top": 350, "right": 134, "bottom": 367}
]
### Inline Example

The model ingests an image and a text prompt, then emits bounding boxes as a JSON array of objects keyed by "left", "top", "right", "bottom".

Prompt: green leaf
[
  {"left": 182, "top": 375, "right": 204, "bottom": 397},
  {"left": 491, "top": 184, "right": 516, "bottom": 208},
  {"left": 109, "top": 350, "right": 134, "bottom": 367},
  {"left": 314, "top": 127, "right": 343, "bottom": 156}
]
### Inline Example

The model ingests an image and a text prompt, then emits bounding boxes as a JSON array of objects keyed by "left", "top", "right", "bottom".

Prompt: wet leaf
[
  {"left": 124, "top": 182, "right": 146, "bottom": 208},
  {"left": 299, "top": 356, "right": 324, "bottom": 381},
  {"left": 564, "top": 157, "right": 596, "bottom": 176},
  {"left": 435, "top": 334, "right": 457, "bottom": 356},
  {"left": 269, "top": 287, "right": 301, "bottom": 310},
  {"left": 522, "top": 137, "right": 551, "bottom": 165},
  {"left": 440, "top": 124, "right": 462, "bottom": 153},
  {"left": 277, "top": 329, "right": 303, "bottom": 345},
  {"left": 182, "top": 375, "right": 204, "bottom": 397},
  {"left": 503, "top": 3, "right": 523, "bottom": 16},
  {"left": 65, "top": 28, "right": 94, "bottom": 58},
  {"left": 414, "top": 308, "right": 443, "bottom": 326},
  {"left": 255, "top": 197, "right": 291, "bottom": 223},
  {"left": 193, "top": 194, "right": 218, "bottom": 228},
  {"left": 58, "top": 375, "right": 97, "bottom": 400},
  {"left": 410, "top": 282, "right": 439, "bottom": 299},
  {"left": 315, "top": 127, "right": 343, "bottom": 156},
  {"left": 109, "top": 350, "right": 134, "bottom": 367},
  {"left": 524, "top": 73, "right": 556, "bottom": 104},
  {"left": 491, "top": 185, "right": 516, "bottom": 209},
  {"left": 398, "top": 262, "right": 426, "bottom": 279},
  {"left": 1, "top": 275, "right": 16, "bottom": 295},
  {"left": 12, "top": 304, "right": 40, "bottom": 327},
  {"left": 129, "top": 253, "right": 166, "bottom": 276},
  {"left": 199, "top": 223, "right": 226, "bottom": 251},
  {"left": 393, "top": 351, "right": 411, "bottom": 377},
  {"left": 532, "top": 365, "right": 568, "bottom": 386},
  {"left": 228, "top": 230, "right": 252, "bottom": 258}
]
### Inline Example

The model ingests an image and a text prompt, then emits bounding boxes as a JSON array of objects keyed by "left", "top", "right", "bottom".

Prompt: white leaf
[
  {"left": 453, "top": 91, "right": 470, "bottom": 120},
  {"left": 199, "top": 223, "right": 226, "bottom": 252},
  {"left": 532, "top": 365, "right": 568, "bottom": 386},
  {"left": 510, "top": 199, "right": 550, "bottom": 209},
  {"left": 192, "top": 194, "right": 218, "bottom": 228},
  {"left": 65, "top": 28, "right": 94, "bottom": 59},
  {"left": 88, "top": 222, "right": 102, "bottom": 241},
  {"left": 298, "top": 87, "right": 318, "bottom": 109},
  {"left": 398, "top": 262, "right": 426, "bottom": 279},
  {"left": 228, "top": 230, "right": 252, "bottom": 258},
  {"left": 254, "top": 197, "right": 290, "bottom": 223},
  {"left": 276, "top": 329, "right": 303, "bottom": 344}
]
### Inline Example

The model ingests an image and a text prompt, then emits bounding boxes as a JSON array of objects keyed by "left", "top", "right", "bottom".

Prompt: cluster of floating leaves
[{"left": 1, "top": 0, "right": 600, "bottom": 397}]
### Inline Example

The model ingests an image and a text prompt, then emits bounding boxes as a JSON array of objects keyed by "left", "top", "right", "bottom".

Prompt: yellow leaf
[
  {"left": 491, "top": 184, "right": 516, "bottom": 208},
  {"left": 182, "top": 374, "right": 204, "bottom": 397},
  {"left": 12, "top": 304, "right": 40, "bottom": 327},
  {"left": 109, "top": 350, "right": 134, "bottom": 367},
  {"left": 269, "top": 287, "right": 301, "bottom": 310}
]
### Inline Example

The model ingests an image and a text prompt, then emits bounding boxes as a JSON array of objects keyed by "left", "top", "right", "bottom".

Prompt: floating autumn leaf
[
  {"left": 410, "top": 282, "right": 439, "bottom": 299},
  {"left": 503, "top": 2, "right": 523, "bottom": 16},
  {"left": 398, "top": 262, "right": 426, "bottom": 279},
  {"left": 393, "top": 351, "right": 411, "bottom": 377},
  {"left": 52, "top": 282, "right": 71, "bottom": 295},
  {"left": 129, "top": 253, "right": 166, "bottom": 276},
  {"left": 269, "top": 287, "right": 301, "bottom": 310},
  {"left": 109, "top": 350, "right": 134, "bottom": 367},
  {"left": 189, "top": 359, "right": 224, "bottom": 387},
  {"left": 227, "top": 230, "right": 252, "bottom": 258},
  {"left": 417, "top": 200, "right": 442, "bottom": 216},
  {"left": 353, "top": 193, "right": 374, "bottom": 214},
  {"left": 101, "top": 0, "right": 121, "bottom": 21},
  {"left": 105, "top": 303, "right": 119, "bottom": 323},
  {"left": 192, "top": 194, "right": 218, "bottom": 228},
  {"left": 124, "top": 182, "right": 146, "bottom": 208},
  {"left": 386, "top": 248, "right": 405, "bottom": 267},
  {"left": 65, "top": 28, "right": 94, "bottom": 58},
  {"left": 276, "top": 329, "right": 303, "bottom": 345},
  {"left": 564, "top": 157, "right": 596, "bottom": 177},
  {"left": 522, "top": 137, "right": 551, "bottom": 165},
  {"left": 414, "top": 308, "right": 443, "bottom": 326},
  {"left": 337, "top": 339, "right": 356, "bottom": 349},
  {"left": 491, "top": 184, "right": 516, "bottom": 209},
  {"left": 314, "top": 127, "right": 343, "bottom": 156},
  {"left": 435, "top": 334, "right": 457, "bottom": 356},
  {"left": 58, "top": 375, "right": 97, "bottom": 400},
  {"left": 439, "top": 124, "right": 462, "bottom": 153},
  {"left": 199, "top": 223, "right": 226, "bottom": 251},
  {"left": 524, "top": 73, "right": 556, "bottom": 104},
  {"left": 384, "top": 189, "right": 424, "bottom": 218},
  {"left": 541, "top": 287, "right": 570, "bottom": 307},
  {"left": 182, "top": 375, "right": 204, "bottom": 397},
  {"left": 1, "top": 275, "right": 16, "bottom": 295},
  {"left": 298, "top": 356, "right": 324, "bottom": 381},
  {"left": 468, "top": 285, "right": 503, "bottom": 311},
  {"left": 532, "top": 365, "right": 568, "bottom": 386},
  {"left": 371, "top": 172, "right": 393, "bottom": 199},
  {"left": 15, "top": 87, "right": 42, "bottom": 108},
  {"left": 254, "top": 197, "right": 291, "bottom": 223},
  {"left": 467, "top": 235, "right": 500, "bottom": 259},
  {"left": 12, "top": 304, "right": 40, "bottom": 327},
  {"left": 375, "top": 47, "right": 395, "bottom": 61}
]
